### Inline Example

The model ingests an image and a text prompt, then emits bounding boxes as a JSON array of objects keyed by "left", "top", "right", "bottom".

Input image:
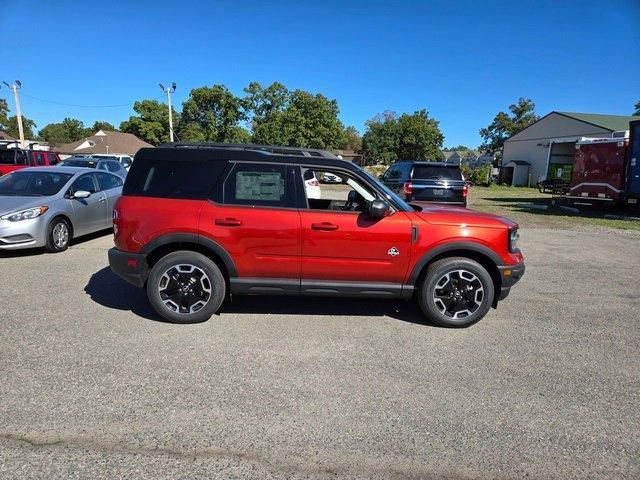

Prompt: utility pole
[
  {"left": 159, "top": 82, "right": 176, "bottom": 142},
  {"left": 3, "top": 80, "right": 24, "bottom": 147}
]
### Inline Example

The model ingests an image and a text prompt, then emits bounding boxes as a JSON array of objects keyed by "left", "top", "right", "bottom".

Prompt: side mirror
[
  {"left": 369, "top": 199, "right": 391, "bottom": 219},
  {"left": 73, "top": 190, "right": 91, "bottom": 199}
]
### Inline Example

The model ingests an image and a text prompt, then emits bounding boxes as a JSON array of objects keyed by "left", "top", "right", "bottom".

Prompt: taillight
[
  {"left": 463, "top": 184, "right": 469, "bottom": 198},
  {"left": 403, "top": 181, "right": 413, "bottom": 196}
]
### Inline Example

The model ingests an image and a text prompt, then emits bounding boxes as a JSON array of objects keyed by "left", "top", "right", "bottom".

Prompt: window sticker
[{"left": 235, "top": 171, "right": 284, "bottom": 201}]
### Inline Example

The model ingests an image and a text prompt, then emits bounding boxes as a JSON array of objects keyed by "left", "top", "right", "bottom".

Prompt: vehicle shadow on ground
[
  {"left": 0, "top": 228, "right": 113, "bottom": 259},
  {"left": 84, "top": 267, "right": 162, "bottom": 321},
  {"left": 85, "top": 267, "right": 436, "bottom": 327}
]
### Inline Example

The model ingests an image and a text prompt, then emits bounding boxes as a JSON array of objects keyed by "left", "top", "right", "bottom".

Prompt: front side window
[
  {"left": 223, "top": 163, "right": 292, "bottom": 208},
  {"left": 95, "top": 172, "right": 123, "bottom": 191},
  {"left": 301, "top": 168, "right": 376, "bottom": 212},
  {"left": 47, "top": 153, "right": 59, "bottom": 165},
  {"left": 71, "top": 174, "right": 97, "bottom": 194},
  {"left": 106, "top": 162, "right": 121, "bottom": 173}
]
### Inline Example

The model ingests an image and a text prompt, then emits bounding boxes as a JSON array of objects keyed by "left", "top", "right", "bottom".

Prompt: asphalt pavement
[{"left": 0, "top": 227, "right": 638, "bottom": 479}]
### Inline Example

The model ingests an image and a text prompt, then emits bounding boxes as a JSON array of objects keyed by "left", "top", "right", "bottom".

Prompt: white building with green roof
[{"left": 502, "top": 111, "right": 640, "bottom": 186}]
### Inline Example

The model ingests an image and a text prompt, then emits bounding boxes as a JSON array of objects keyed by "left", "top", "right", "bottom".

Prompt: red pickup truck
[{"left": 0, "top": 148, "right": 61, "bottom": 176}]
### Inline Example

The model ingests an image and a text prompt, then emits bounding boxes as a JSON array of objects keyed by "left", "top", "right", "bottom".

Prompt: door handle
[
  {"left": 215, "top": 217, "right": 243, "bottom": 227},
  {"left": 311, "top": 222, "right": 338, "bottom": 231},
  {"left": 99, "top": 197, "right": 106, "bottom": 203}
]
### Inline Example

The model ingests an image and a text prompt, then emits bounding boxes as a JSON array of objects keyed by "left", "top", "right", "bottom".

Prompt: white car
[
  {"left": 303, "top": 169, "right": 321, "bottom": 199},
  {"left": 322, "top": 172, "right": 342, "bottom": 183}
]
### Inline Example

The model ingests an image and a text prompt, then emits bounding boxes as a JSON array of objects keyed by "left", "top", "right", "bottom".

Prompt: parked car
[
  {"left": 0, "top": 147, "right": 61, "bottom": 177},
  {"left": 59, "top": 157, "right": 128, "bottom": 179},
  {"left": 380, "top": 161, "right": 468, "bottom": 206},
  {"left": 90, "top": 154, "right": 134, "bottom": 171},
  {"left": 321, "top": 172, "right": 342, "bottom": 183},
  {"left": 109, "top": 143, "right": 524, "bottom": 328},
  {"left": 0, "top": 167, "right": 123, "bottom": 252}
]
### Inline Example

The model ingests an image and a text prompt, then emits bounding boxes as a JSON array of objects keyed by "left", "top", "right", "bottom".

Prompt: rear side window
[
  {"left": 96, "top": 172, "right": 123, "bottom": 191},
  {"left": 34, "top": 152, "right": 46, "bottom": 165},
  {"left": 123, "top": 158, "right": 227, "bottom": 199},
  {"left": 412, "top": 165, "right": 463, "bottom": 180},
  {"left": 223, "top": 162, "right": 293, "bottom": 208}
]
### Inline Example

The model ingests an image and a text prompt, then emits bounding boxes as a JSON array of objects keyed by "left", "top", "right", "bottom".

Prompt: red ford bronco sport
[{"left": 109, "top": 143, "right": 524, "bottom": 327}]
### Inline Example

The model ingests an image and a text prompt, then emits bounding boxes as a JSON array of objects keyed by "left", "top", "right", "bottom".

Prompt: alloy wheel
[
  {"left": 158, "top": 264, "right": 212, "bottom": 314},
  {"left": 432, "top": 269, "right": 484, "bottom": 319},
  {"left": 52, "top": 222, "right": 69, "bottom": 248}
]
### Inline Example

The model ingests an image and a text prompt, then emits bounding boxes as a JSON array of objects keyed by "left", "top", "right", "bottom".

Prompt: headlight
[
  {"left": 508, "top": 228, "right": 520, "bottom": 253},
  {"left": 0, "top": 206, "right": 49, "bottom": 222}
]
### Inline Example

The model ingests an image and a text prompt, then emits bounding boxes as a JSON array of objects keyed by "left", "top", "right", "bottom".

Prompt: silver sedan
[{"left": 0, "top": 167, "right": 123, "bottom": 252}]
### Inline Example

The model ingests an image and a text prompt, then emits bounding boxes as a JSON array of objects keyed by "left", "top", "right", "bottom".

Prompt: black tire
[
  {"left": 45, "top": 217, "right": 71, "bottom": 253},
  {"left": 417, "top": 257, "right": 494, "bottom": 328},
  {"left": 147, "top": 250, "right": 226, "bottom": 324}
]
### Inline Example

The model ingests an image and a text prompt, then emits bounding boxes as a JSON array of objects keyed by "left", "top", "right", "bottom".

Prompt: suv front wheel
[
  {"left": 147, "top": 251, "right": 226, "bottom": 323},
  {"left": 417, "top": 257, "right": 494, "bottom": 327}
]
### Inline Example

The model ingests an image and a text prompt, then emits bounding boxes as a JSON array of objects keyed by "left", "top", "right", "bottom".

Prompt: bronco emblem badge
[{"left": 387, "top": 247, "right": 400, "bottom": 257}]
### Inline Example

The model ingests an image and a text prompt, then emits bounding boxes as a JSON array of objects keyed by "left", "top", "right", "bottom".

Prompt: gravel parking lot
[{"left": 1, "top": 225, "right": 638, "bottom": 479}]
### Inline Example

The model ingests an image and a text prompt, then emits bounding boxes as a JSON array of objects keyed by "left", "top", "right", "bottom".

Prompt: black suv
[{"left": 380, "top": 161, "right": 468, "bottom": 206}]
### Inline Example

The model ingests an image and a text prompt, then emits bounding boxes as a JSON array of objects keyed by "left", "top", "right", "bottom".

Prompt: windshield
[
  {"left": 355, "top": 165, "right": 414, "bottom": 212},
  {"left": 60, "top": 159, "right": 97, "bottom": 168},
  {"left": 0, "top": 171, "right": 73, "bottom": 196},
  {"left": 412, "top": 165, "right": 463, "bottom": 180}
]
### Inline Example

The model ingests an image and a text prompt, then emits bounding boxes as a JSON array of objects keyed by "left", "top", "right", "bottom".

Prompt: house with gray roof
[{"left": 502, "top": 111, "right": 640, "bottom": 186}]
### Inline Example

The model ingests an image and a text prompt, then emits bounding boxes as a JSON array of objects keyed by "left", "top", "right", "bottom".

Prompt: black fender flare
[
  {"left": 139, "top": 233, "right": 237, "bottom": 277},
  {"left": 407, "top": 241, "right": 504, "bottom": 285}
]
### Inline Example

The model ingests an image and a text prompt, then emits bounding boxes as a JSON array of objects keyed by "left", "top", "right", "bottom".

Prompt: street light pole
[
  {"left": 159, "top": 82, "right": 177, "bottom": 142},
  {"left": 3, "top": 80, "right": 24, "bottom": 147}
]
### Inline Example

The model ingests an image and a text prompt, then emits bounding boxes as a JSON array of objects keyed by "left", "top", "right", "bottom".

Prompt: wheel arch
[
  {"left": 48, "top": 213, "right": 75, "bottom": 239},
  {"left": 140, "top": 233, "right": 237, "bottom": 287},
  {"left": 409, "top": 243, "right": 503, "bottom": 307}
]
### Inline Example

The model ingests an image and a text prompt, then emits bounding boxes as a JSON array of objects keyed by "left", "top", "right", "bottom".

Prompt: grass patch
[{"left": 467, "top": 186, "right": 640, "bottom": 231}]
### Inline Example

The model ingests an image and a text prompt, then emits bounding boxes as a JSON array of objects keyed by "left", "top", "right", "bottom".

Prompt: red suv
[
  {"left": 109, "top": 143, "right": 524, "bottom": 327},
  {"left": 0, "top": 147, "right": 61, "bottom": 176}
]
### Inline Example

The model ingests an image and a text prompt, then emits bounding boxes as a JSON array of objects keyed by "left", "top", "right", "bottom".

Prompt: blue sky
[{"left": 1, "top": 0, "right": 639, "bottom": 147}]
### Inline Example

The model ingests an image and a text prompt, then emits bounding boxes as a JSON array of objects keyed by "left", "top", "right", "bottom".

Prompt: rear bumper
[
  {"left": 108, "top": 248, "right": 148, "bottom": 288},
  {"left": 497, "top": 262, "right": 525, "bottom": 301}
]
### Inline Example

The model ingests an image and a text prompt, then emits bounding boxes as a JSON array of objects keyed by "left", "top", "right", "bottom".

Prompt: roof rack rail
[{"left": 156, "top": 142, "right": 339, "bottom": 159}]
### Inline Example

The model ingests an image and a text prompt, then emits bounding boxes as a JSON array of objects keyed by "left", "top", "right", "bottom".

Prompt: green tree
[
  {"left": 89, "top": 120, "right": 116, "bottom": 132},
  {"left": 339, "top": 125, "right": 362, "bottom": 151},
  {"left": 1, "top": 97, "right": 36, "bottom": 139},
  {"left": 361, "top": 110, "right": 444, "bottom": 164},
  {"left": 479, "top": 97, "right": 538, "bottom": 154},
  {"left": 5, "top": 115, "right": 36, "bottom": 140},
  {"left": 120, "top": 99, "right": 178, "bottom": 145},
  {"left": 178, "top": 85, "right": 246, "bottom": 142},
  {"left": 39, "top": 118, "right": 87, "bottom": 146},
  {"left": 634, "top": 100, "right": 640, "bottom": 116},
  {"left": 0, "top": 98, "right": 9, "bottom": 131},
  {"left": 244, "top": 82, "right": 346, "bottom": 148}
]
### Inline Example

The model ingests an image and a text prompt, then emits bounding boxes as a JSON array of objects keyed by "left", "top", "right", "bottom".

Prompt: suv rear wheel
[
  {"left": 147, "top": 251, "right": 226, "bottom": 323},
  {"left": 417, "top": 257, "right": 494, "bottom": 327}
]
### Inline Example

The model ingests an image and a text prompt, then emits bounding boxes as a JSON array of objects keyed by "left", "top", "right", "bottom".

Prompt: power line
[{"left": 18, "top": 91, "right": 165, "bottom": 108}]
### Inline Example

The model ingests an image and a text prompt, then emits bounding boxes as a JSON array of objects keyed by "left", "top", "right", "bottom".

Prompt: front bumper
[
  {"left": 108, "top": 248, "right": 148, "bottom": 288},
  {"left": 0, "top": 217, "right": 47, "bottom": 250},
  {"left": 497, "top": 262, "right": 525, "bottom": 301}
]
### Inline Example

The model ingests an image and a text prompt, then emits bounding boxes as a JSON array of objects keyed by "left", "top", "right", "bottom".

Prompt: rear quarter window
[{"left": 123, "top": 157, "right": 228, "bottom": 199}]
